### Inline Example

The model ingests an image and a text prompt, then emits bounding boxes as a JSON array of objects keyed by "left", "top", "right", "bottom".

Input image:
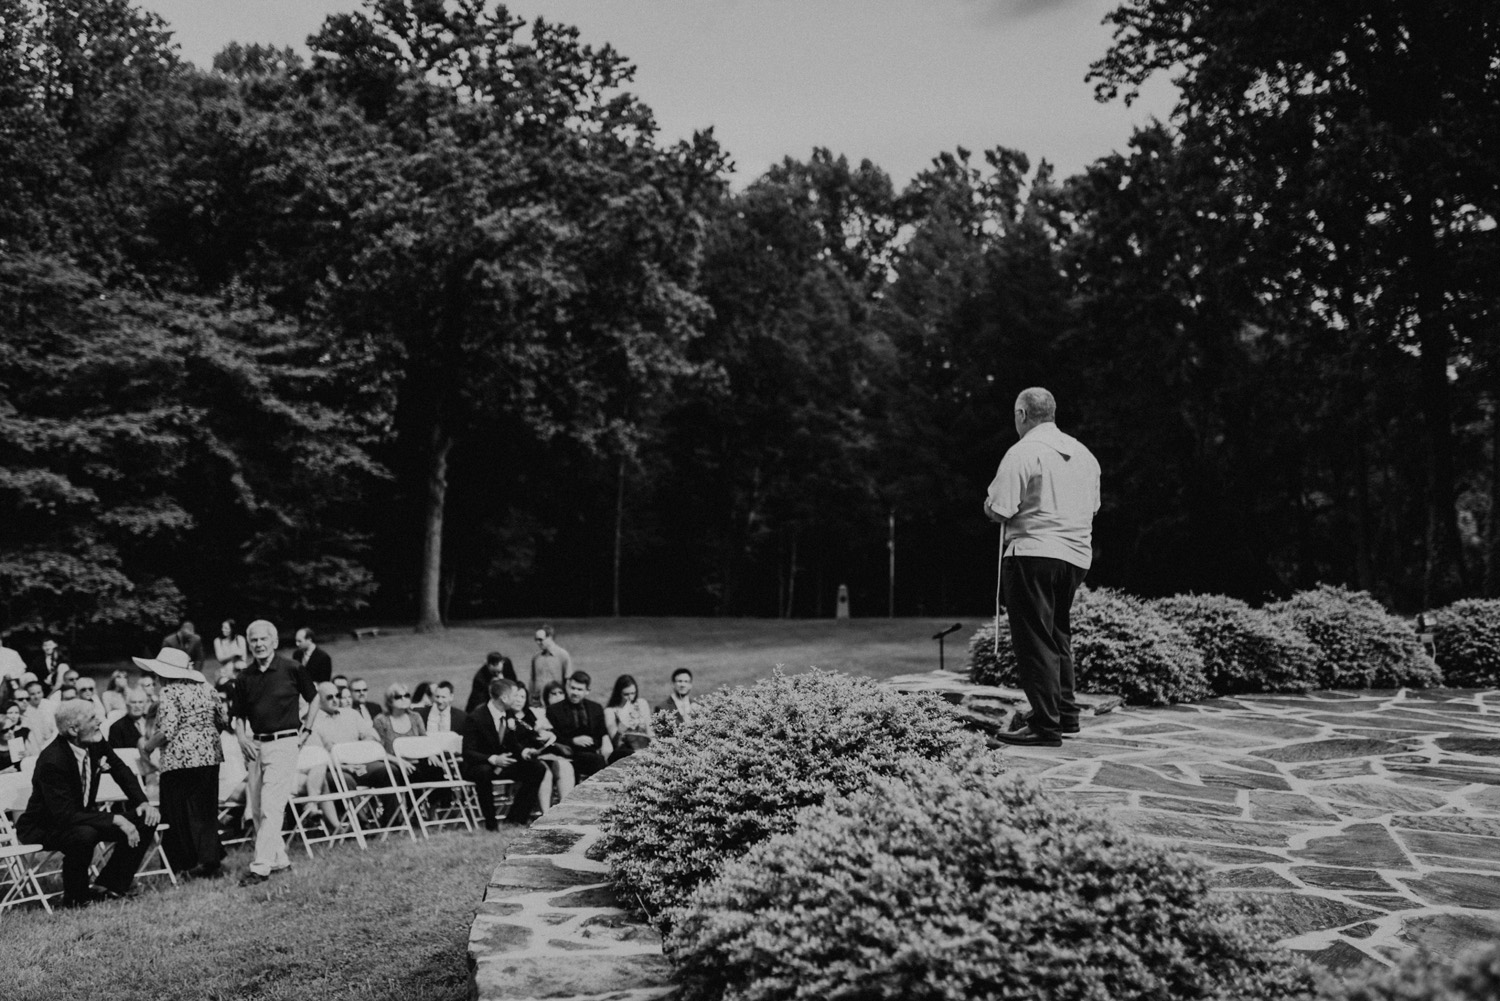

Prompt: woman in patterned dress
[{"left": 138, "top": 647, "right": 228, "bottom": 879}]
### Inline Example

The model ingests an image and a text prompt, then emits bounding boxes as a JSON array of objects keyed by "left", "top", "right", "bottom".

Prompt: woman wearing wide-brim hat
[{"left": 136, "top": 647, "right": 228, "bottom": 879}]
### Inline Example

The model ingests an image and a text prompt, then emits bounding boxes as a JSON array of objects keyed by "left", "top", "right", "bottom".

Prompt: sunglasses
[
  {"left": 392, "top": 692, "right": 410, "bottom": 699},
  {"left": 351, "top": 688, "right": 367, "bottom": 694}
]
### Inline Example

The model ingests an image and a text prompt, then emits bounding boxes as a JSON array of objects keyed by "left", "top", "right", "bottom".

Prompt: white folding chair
[
  {"left": 329, "top": 742, "right": 418, "bottom": 843},
  {"left": 110, "top": 750, "right": 176, "bottom": 887},
  {"left": 286, "top": 744, "right": 367, "bottom": 856},
  {"left": 0, "top": 774, "right": 53, "bottom": 914},
  {"left": 392, "top": 734, "right": 478, "bottom": 836}
]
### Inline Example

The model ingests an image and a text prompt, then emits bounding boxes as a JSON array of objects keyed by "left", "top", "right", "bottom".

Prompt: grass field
[{"left": 90, "top": 616, "right": 981, "bottom": 703}]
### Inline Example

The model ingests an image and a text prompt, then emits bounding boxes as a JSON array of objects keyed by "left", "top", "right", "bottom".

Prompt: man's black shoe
[
  {"left": 994, "top": 730, "right": 1063, "bottom": 748},
  {"left": 60, "top": 888, "right": 110, "bottom": 909},
  {"left": 1007, "top": 713, "right": 1080, "bottom": 736},
  {"left": 187, "top": 863, "right": 224, "bottom": 880},
  {"left": 239, "top": 871, "right": 271, "bottom": 887}
]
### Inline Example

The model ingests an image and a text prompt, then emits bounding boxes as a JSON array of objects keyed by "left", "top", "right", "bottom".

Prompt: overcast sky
[{"left": 140, "top": 0, "right": 1178, "bottom": 186}]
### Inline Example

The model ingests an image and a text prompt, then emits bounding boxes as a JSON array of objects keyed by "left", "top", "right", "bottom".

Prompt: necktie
[{"left": 80, "top": 753, "right": 91, "bottom": 808}]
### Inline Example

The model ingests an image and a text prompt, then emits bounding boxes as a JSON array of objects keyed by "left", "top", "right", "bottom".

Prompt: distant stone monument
[{"left": 836, "top": 584, "right": 850, "bottom": 619}]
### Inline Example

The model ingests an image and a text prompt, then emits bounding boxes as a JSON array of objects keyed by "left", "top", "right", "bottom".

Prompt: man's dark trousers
[
  {"left": 1003, "top": 555, "right": 1087, "bottom": 740},
  {"left": 463, "top": 758, "right": 546, "bottom": 827},
  {"left": 28, "top": 818, "right": 157, "bottom": 900}
]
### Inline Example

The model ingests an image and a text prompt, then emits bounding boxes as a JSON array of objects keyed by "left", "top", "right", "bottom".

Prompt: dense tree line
[{"left": 1, "top": 0, "right": 1494, "bottom": 651}]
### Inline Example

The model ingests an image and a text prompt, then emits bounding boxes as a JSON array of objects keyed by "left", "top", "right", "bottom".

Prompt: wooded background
[{"left": 2, "top": 0, "right": 1495, "bottom": 650}]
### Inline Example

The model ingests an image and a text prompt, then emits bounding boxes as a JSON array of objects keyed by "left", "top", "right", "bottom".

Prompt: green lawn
[
  {"left": 7, "top": 831, "right": 495, "bottom": 1001},
  {"left": 96, "top": 616, "right": 980, "bottom": 702}
]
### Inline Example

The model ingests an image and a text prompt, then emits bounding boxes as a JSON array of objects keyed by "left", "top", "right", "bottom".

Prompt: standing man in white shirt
[{"left": 984, "top": 387, "right": 1101, "bottom": 748}]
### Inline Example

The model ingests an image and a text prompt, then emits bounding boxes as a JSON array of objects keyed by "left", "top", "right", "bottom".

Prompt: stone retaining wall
[{"left": 468, "top": 759, "right": 675, "bottom": 1001}]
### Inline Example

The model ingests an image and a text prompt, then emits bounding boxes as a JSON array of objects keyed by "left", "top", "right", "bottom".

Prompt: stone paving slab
[{"left": 993, "top": 686, "right": 1500, "bottom": 973}]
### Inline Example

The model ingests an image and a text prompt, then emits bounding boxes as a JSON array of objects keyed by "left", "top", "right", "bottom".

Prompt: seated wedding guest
[
  {"left": 461, "top": 678, "right": 547, "bottom": 830},
  {"left": 21, "top": 681, "right": 57, "bottom": 757},
  {"left": 101, "top": 668, "right": 131, "bottom": 715},
  {"left": 373, "top": 684, "right": 440, "bottom": 789},
  {"left": 418, "top": 681, "right": 466, "bottom": 735},
  {"left": 515, "top": 682, "right": 567, "bottom": 809},
  {"left": 604, "top": 674, "right": 654, "bottom": 762},
  {"left": 658, "top": 668, "right": 695, "bottom": 724},
  {"left": 1, "top": 700, "right": 30, "bottom": 771},
  {"left": 213, "top": 620, "right": 247, "bottom": 681},
  {"left": 546, "top": 672, "right": 608, "bottom": 782},
  {"left": 109, "top": 687, "right": 155, "bottom": 750},
  {"left": 307, "top": 682, "right": 386, "bottom": 829},
  {"left": 16, "top": 701, "right": 160, "bottom": 908},
  {"left": 74, "top": 675, "right": 107, "bottom": 720},
  {"left": 349, "top": 678, "right": 382, "bottom": 723},
  {"left": 467, "top": 652, "right": 516, "bottom": 713},
  {"left": 46, "top": 671, "right": 80, "bottom": 703}
]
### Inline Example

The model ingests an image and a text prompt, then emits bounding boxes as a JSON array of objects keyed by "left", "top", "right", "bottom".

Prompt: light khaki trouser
[{"left": 246, "top": 736, "right": 299, "bottom": 875}]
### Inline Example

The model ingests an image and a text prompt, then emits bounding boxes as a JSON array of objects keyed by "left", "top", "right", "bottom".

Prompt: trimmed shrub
[
  {"left": 1318, "top": 942, "right": 1500, "bottom": 1001},
  {"left": 669, "top": 757, "right": 1312, "bottom": 1001},
  {"left": 601, "top": 670, "right": 983, "bottom": 923},
  {"left": 1431, "top": 599, "right": 1500, "bottom": 687},
  {"left": 1267, "top": 584, "right": 1442, "bottom": 689},
  {"left": 968, "top": 587, "right": 1209, "bottom": 705},
  {"left": 1154, "top": 593, "right": 1320, "bottom": 695},
  {"left": 966, "top": 616, "right": 1018, "bottom": 687}
]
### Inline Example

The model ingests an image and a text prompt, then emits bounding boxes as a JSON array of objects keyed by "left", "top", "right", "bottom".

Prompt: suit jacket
[
  {"left": 547, "top": 698, "right": 608, "bottom": 751},
  {"left": 657, "top": 695, "right": 692, "bottom": 724},
  {"left": 354, "top": 700, "right": 384, "bottom": 723},
  {"left": 108, "top": 713, "right": 151, "bottom": 750},
  {"left": 296, "top": 646, "right": 333, "bottom": 684},
  {"left": 461, "top": 704, "right": 545, "bottom": 771},
  {"left": 163, "top": 629, "right": 205, "bottom": 669},
  {"left": 418, "top": 704, "right": 467, "bottom": 736},
  {"left": 17, "top": 735, "right": 148, "bottom": 840}
]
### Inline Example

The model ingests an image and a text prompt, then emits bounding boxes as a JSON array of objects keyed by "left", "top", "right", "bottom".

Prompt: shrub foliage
[
  {"left": 1153, "top": 593, "right": 1320, "bottom": 695},
  {"left": 601, "top": 670, "right": 980, "bottom": 923},
  {"left": 1267, "top": 584, "right": 1442, "bottom": 689},
  {"left": 1431, "top": 599, "right": 1500, "bottom": 688},
  {"left": 669, "top": 758, "right": 1311, "bottom": 1001},
  {"left": 967, "top": 588, "right": 1209, "bottom": 705},
  {"left": 1319, "top": 942, "right": 1500, "bottom": 1001}
]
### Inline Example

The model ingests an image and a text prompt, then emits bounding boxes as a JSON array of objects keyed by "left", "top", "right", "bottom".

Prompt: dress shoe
[
  {"left": 1007, "top": 713, "right": 1080, "bottom": 736},
  {"left": 60, "top": 888, "right": 110, "bottom": 909},
  {"left": 92, "top": 884, "right": 139, "bottom": 901},
  {"left": 993, "top": 730, "right": 1063, "bottom": 748},
  {"left": 186, "top": 863, "right": 224, "bottom": 880},
  {"left": 238, "top": 871, "right": 271, "bottom": 886}
]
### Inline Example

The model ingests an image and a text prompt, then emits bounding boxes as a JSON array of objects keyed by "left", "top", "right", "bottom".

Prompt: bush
[
  {"left": 1431, "top": 599, "right": 1500, "bottom": 687},
  {"left": 1154, "top": 593, "right": 1320, "bottom": 695},
  {"left": 601, "top": 670, "right": 982, "bottom": 923},
  {"left": 966, "top": 617, "right": 1018, "bottom": 687},
  {"left": 1318, "top": 942, "right": 1500, "bottom": 1001},
  {"left": 1267, "top": 584, "right": 1442, "bottom": 689},
  {"left": 669, "top": 757, "right": 1312, "bottom": 1001},
  {"left": 967, "top": 588, "right": 1209, "bottom": 705}
]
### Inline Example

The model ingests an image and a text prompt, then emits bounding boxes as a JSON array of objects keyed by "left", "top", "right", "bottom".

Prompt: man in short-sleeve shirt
[
  {"left": 233, "top": 619, "right": 319, "bottom": 883},
  {"left": 984, "top": 387, "right": 1100, "bottom": 747}
]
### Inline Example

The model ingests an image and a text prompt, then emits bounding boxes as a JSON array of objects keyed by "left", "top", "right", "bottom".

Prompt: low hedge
[
  {"left": 1267, "top": 584, "right": 1442, "bottom": 689},
  {"left": 1319, "top": 942, "right": 1500, "bottom": 1001},
  {"left": 601, "top": 670, "right": 982, "bottom": 924},
  {"left": 968, "top": 587, "right": 1209, "bottom": 706},
  {"left": 1430, "top": 599, "right": 1500, "bottom": 687},
  {"left": 669, "top": 757, "right": 1312, "bottom": 1001},
  {"left": 1154, "top": 593, "right": 1320, "bottom": 695}
]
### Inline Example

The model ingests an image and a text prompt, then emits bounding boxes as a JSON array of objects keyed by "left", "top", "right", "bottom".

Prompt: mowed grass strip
[{"left": 6, "top": 831, "right": 499, "bottom": 1001}]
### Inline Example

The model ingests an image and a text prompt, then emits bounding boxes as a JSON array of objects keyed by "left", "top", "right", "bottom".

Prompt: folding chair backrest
[
  {"left": 296, "top": 744, "right": 331, "bottom": 772},
  {"left": 0, "top": 773, "right": 31, "bottom": 817},
  {"left": 391, "top": 735, "right": 441, "bottom": 761},
  {"left": 330, "top": 740, "right": 387, "bottom": 769},
  {"left": 430, "top": 730, "right": 463, "bottom": 755}
]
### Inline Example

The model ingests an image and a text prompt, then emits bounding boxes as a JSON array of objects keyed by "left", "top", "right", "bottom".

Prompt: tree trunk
[
  {"left": 1489, "top": 390, "right": 1499, "bottom": 597},
  {"left": 416, "top": 425, "right": 452, "bottom": 633},
  {"left": 612, "top": 455, "right": 625, "bottom": 617},
  {"left": 782, "top": 528, "right": 798, "bottom": 618}
]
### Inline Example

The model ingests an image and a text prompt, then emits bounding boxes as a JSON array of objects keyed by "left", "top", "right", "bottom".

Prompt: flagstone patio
[{"left": 990, "top": 686, "right": 1500, "bottom": 971}]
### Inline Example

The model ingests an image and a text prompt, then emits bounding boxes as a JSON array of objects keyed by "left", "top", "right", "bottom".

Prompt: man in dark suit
[
  {"left": 162, "top": 620, "right": 205, "bottom": 671},
  {"left": 657, "top": 668, "right": 695, "bottom": 725},
  {"left": 17, "top": 700, "right": 160, "bottom": 907},
  {"left": 466, "top": 652, "right": 516, "bottom": 713},
  {"left": 418, "top": 681, "right": 467, "bottom": 736},
  {"left": 348, "top": 677, "right": 383, "bottom": 723},
  {"left": 293, "top": 627, "right": 333, "bottom": 684},
  {"left": 108, "top": 687, "right": 154, "bottom": 750},
  {"left": 546, "top": 671, "right": 608, "bottom": 782},
  {"left": 461, "top": 678, "right": 546, "bottom": 830}
]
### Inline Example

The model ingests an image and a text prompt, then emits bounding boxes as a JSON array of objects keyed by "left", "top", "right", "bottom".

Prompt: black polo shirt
[{"left": 235, "top": 655, "right": 316, "bottom": 735}]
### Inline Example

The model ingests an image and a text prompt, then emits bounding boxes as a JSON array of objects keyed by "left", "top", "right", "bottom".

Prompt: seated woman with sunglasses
[{"left": 372, "top": 684, "right": 443, "bottom": 787}]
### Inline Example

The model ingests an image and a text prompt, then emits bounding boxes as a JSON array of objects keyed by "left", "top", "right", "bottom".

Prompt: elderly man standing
[
  {"left": 232, "top": 620, "right": 319, "bottom": 885},
  {"left": 17, "top": 701, "right": 160, "bottom": 907},
  {"left": 984, "top": 387, "right": 1101, "bottom": 748}
]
